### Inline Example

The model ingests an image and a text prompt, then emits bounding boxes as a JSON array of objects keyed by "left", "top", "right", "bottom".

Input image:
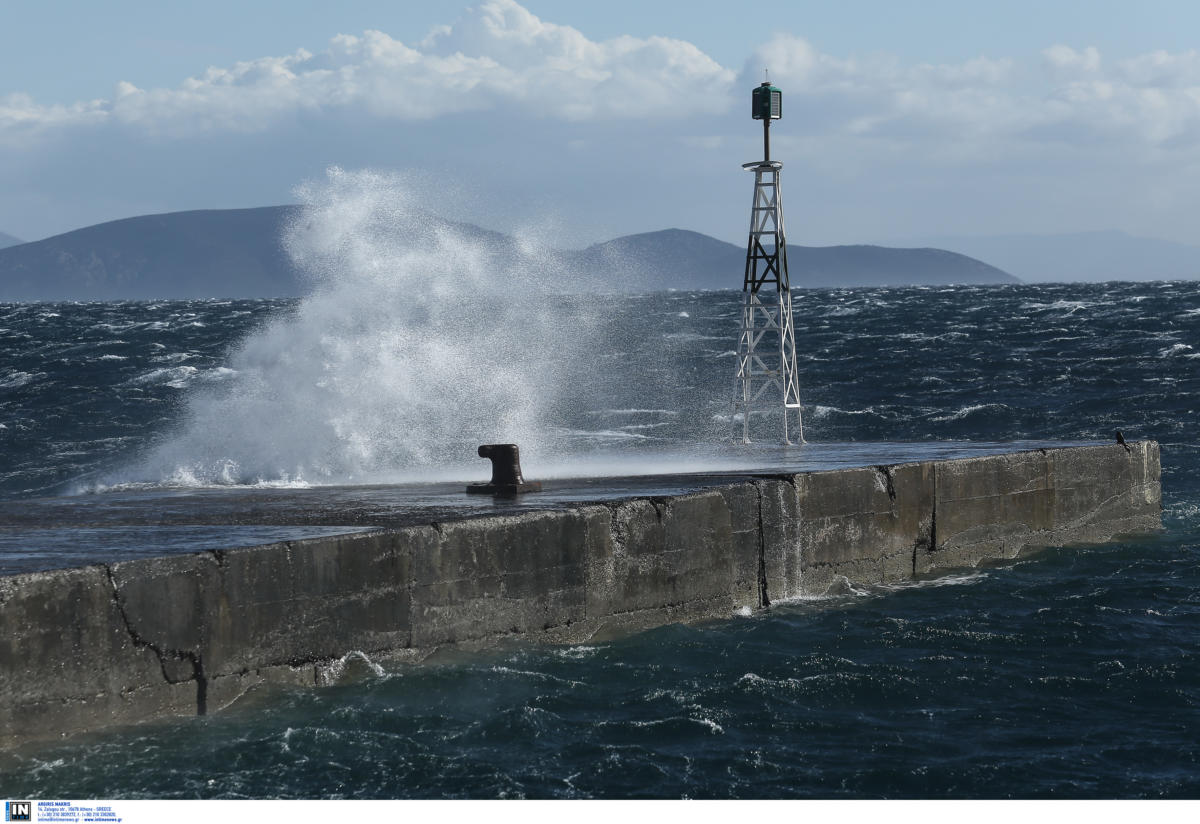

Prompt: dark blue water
[{"left": 1, "top": 281, "right": 1198, "bottom": 797}]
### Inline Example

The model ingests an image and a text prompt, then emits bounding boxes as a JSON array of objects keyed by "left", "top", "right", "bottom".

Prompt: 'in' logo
[{"left": 5, "top": 802, "right": 31, "bottom": 822}]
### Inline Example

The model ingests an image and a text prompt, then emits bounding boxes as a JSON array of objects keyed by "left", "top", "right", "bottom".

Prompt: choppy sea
[
  {"left": 0, "top": 179, "right": 1197, "bottom": 798},
  {"left": 1, "top": 276, "right": 1197, "bottom": 799}
]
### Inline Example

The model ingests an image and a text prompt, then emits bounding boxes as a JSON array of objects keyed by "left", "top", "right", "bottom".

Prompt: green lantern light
[
  {"left": 752, "top": 81, "right": 782, "bottom": 121},
  {"left": 751, "top": 80, "right": 782, "bottom": 161}
]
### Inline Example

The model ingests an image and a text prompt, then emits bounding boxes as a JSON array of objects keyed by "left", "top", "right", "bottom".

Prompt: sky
[{"left": 2, "top": 0, "right": 1199, "bottom": 248}]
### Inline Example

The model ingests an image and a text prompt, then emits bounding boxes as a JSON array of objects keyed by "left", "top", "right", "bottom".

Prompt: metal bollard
[{"left": 466, "top": 443, "right": 543, "bottom": 495}]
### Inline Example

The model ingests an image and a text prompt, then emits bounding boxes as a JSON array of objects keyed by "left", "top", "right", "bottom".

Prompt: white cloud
[
  {"left": 0, "top": 93, "right": 107, "bottom": 145},
  {"left": 4, "top": 2, "right": 1199, "bottom": 157},
  {"left": 1117, "top": 49, "right": 1200, "bottom": 87},
  {"left": 1, "top": 0, "right": 733, "bottom": 143},
  {"left": 747, "top": 34, "right": 1200, "bottom": 150},
  {"left": 1043, "top": 45, "right": 1102, "bottom": 76}
]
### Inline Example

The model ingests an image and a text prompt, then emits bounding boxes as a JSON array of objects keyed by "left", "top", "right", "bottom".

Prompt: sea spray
[{"left": 127, "top": 168, "right": 597, "bottom": 486}]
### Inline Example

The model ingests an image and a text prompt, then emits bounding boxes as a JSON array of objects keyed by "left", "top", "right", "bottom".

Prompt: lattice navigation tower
[{"left": 734, "top": 80, "right": 803, "bottom": 443}]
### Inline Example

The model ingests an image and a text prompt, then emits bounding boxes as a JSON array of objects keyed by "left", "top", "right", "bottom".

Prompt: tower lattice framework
[{"left": 733, "top": 160, "right": 803, "bottom": 444}]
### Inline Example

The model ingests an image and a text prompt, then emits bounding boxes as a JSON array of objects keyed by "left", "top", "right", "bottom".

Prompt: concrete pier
[{"left": 0, "top": 442, "right": 1161, "bottom": 748}]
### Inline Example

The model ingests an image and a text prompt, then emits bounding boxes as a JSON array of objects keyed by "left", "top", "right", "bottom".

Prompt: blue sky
[{"left": 3, "top": 0, "right": 1199, "bottom": 247}]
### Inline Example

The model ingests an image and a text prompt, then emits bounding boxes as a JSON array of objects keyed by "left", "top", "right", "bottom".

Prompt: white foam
[
  {"left": 770, "top": 570, "right": 989, "bottom": 605},
  {"left": 1019, "top": 299, "right": 1094, "bottom": 314},
  {"left": 129, "top": 366, "right": 199, "bottom": 388},
  {"left": 812, "top": 405, "right": 875, "bottom": 419},
  {"left": 316, "top": 650, "right": 386, "bottom": 686},
  {"left": 554, "top": 645, "right": 599, "bottom": 659},
  {"left": 931, "top": 403, "right": 1009, "bottom": 422},
  {"left": 0, "top": 371, "right": 36, "bottom": 389}
]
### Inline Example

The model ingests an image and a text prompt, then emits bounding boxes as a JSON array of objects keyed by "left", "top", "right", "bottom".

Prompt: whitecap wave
[
  {"left": 930, "top": 403, "right": 1010, "bottom": 422},
  {"left": 0, "top": 371, "right": 37, "bottom": 389}
]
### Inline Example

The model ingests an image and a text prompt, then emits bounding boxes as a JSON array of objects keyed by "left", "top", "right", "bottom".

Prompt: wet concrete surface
[{"left": 0, "top": 441, "right": 1088, "bottom": 574}]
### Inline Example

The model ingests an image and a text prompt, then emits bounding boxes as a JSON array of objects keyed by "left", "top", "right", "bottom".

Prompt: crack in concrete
[
  {"left": 102, "top": 564, "right": 208, "bottom": 715},
  {"left": 875, "top": 465, "right": 897, "bottom": 505}
]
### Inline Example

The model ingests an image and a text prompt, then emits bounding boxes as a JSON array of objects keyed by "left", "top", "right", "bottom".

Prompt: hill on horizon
[
  {"left": 0, "top": 231, "right": 22, "bottom": 250},
  {"left": 0, "top": 207, "right": 300, "bottom": 301},
  {"left": 0, "top": 206, "right": 1017, "bottom": 301},
  {"left": 581, "top": 229, "right": 1017, "bottom": 290},
  {"left": 902, "top": 230, "right": 1200, "bottom": 282}
]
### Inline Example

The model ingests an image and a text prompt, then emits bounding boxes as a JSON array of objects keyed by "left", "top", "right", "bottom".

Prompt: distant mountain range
[
  {"left": 902, "top": 231, "right": 1200, "bottom": 282},
  {"left": 0, "top": 206, "right": 1017, "bottom": 301},
  {"left": 0, "top": 231, "right": 22, "bottom": 250},
  {"left": 583, "top": 229, "right": 1015, "bottom": 291}
]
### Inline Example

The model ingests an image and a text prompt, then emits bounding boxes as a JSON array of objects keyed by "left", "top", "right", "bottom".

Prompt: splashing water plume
[{"left": 132, "top": 168, "right": 590, "bottom": 487}]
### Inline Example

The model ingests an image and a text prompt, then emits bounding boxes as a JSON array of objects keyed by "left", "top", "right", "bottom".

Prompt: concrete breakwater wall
[{"left": 0, "top": 442, "right": 1160, "bottom": 747}]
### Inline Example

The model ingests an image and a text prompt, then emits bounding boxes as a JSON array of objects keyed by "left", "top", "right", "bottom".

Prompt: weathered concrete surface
[
  {"left": 770, "top": 462, "right": 936, "bottom": 599},
  {"left": 920, "top": 441, "right": 1161, "bottom": 575},
  {"left": 409, "top": 510, "right": 591, "bottom": 646},
  {"left": 0, "top": 565, "right": 185, "bottom": 744},
  {"left": 0, "top": 442, "right": 1161, "bottom": 747}
]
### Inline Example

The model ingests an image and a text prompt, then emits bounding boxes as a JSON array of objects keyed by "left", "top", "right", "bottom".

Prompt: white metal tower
[{"left": 734, "top": 81, "right": 803, "bottom": 444}]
